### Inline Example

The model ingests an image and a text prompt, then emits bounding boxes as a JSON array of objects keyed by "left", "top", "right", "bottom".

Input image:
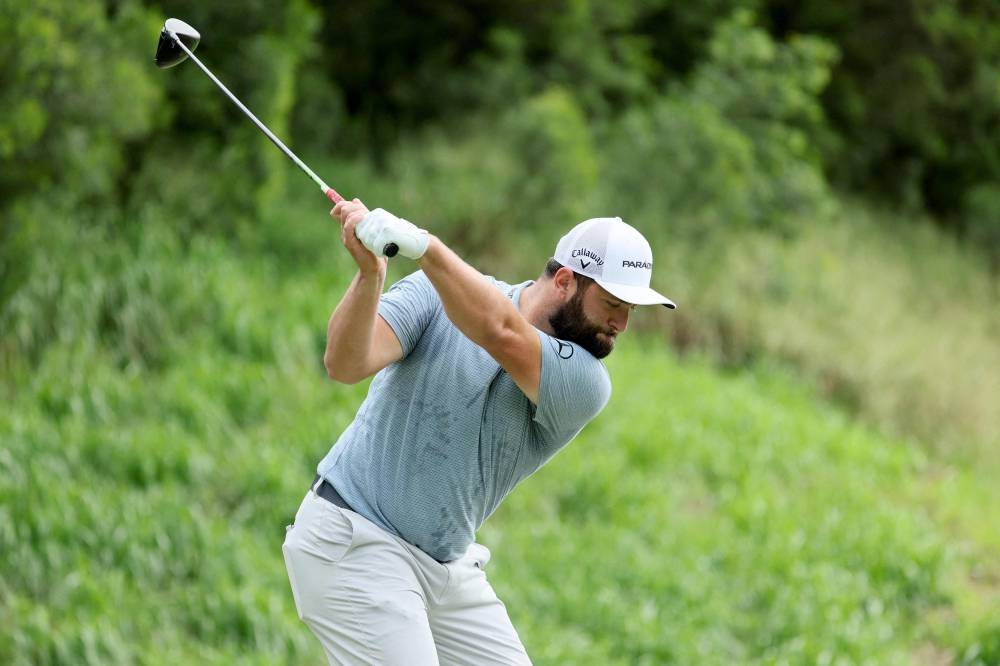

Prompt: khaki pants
[{"left": 282, "top": 489, "right": 531, "bottom": 665}]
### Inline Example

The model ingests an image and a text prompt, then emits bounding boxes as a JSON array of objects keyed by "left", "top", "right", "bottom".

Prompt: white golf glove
[{"left": 355, "top": 208, "right": 430, "bottom": 259}]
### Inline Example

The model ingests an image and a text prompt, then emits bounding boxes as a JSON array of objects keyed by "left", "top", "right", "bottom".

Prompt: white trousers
[{"left": 282, "top": 489, "right": 532, "bottom": 665}]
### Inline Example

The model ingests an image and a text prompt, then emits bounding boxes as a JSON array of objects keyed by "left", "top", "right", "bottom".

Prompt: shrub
[{"left": 601, "top": 10, "right": 837, "bottom": 240}]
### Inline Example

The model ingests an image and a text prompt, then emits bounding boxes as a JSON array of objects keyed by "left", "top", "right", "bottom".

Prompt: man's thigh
[
  {"left": 430, "top": 543, "right": 532, "bottom": 666},
  {"left": 283, "top": 492, "right": 440, "bottom": 665}
]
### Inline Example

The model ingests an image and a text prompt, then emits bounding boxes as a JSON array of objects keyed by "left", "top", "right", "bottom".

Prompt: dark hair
[{"left": 542, "top": 259, "right": 594, "bottom": 290}]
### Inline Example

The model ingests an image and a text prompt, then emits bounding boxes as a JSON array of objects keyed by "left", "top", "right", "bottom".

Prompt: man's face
[{"left": 549, "top": 279, "right": 633, "bottom": 359}]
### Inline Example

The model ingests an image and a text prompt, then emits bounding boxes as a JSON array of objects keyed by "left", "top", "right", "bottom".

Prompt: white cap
[{"left": 554, "top": 217, "right": 676, "bottom": 308}]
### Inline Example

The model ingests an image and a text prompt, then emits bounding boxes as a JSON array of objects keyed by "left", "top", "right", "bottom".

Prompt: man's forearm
[{"left": 324, "top": 268, "right": 386, "bottom": 382}]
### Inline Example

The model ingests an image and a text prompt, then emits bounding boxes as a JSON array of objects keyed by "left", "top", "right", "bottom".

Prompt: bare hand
[{"left": 331, "top": 198, "right": 385, "bottom": 275}]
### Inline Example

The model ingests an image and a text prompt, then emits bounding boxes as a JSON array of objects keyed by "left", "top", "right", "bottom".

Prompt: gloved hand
[{"left": 355, "top": 208, "right": 430, "bottom": 259}]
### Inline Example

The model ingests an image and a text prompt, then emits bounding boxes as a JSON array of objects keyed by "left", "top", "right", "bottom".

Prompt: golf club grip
[{"left": 324, "top": 187, "right": 395, "bottom": 256}]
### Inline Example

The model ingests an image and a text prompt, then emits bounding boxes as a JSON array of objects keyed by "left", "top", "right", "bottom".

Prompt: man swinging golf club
[
  {"left": 283, "top": 200, "right": 675, "bottom": 664},
  {"left": 152, "top": 22, "right": 671, "bottom": 659}
]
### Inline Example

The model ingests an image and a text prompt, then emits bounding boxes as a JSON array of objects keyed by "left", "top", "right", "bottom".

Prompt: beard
[{"left": 548, "top": 286, "right": 616, "bottom": 359}]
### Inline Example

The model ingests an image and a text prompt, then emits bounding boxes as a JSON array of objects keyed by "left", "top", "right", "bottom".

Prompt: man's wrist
[
  {"left": 413, "top": 235, "right": 438, "bottom": 267},
  {"left": 355, "top": 264, "right": 386, "bottom": 287}
]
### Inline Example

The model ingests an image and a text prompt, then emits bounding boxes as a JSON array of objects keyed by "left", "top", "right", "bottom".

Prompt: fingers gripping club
[{"left": 327, "top": 192, "right": 398, "bottom": 258}]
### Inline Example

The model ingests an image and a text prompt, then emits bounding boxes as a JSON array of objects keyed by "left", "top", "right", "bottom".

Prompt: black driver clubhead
[{"left": 155, "top": 18, "right": 200, "bottom": 69}]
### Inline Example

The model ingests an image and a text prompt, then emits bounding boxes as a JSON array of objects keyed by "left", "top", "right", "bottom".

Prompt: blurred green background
[{"left": 1, "top": 1, "right": 998, "bottom": 664}]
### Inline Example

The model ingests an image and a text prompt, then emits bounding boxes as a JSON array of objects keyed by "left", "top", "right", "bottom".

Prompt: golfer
[{"left": 283, "top": 199, "right": 675, "bottom": 665}]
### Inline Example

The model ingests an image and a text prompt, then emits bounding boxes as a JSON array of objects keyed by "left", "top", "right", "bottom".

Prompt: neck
[{"left": 519, "top": 281, "right": 556, "bottom": 335}]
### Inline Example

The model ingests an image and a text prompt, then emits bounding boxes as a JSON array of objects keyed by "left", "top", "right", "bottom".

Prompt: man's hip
[{"left": 282, "top": 482, "right": 530, "bottom": 665}]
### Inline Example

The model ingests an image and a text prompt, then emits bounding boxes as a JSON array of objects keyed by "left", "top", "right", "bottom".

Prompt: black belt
[{"left": 312, "top": 474, "right": 353, "bottom": 512}]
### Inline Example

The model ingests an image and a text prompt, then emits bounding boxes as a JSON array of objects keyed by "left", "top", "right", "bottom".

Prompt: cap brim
[{"left": 597, "top": 280, "right": 676, "bottom": 309}]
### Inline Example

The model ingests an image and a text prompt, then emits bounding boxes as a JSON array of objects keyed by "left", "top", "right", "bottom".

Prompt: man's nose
[{"left": 610, "top": 308, "right": 630, "bottom": 333}]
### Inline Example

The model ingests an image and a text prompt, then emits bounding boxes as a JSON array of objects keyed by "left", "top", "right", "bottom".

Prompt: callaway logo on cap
[{"left": 554, "top": 217, "right": 676, "bottom": 308}]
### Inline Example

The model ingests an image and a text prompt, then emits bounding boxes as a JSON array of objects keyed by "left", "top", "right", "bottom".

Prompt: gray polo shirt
[{"left": 317, "top": 270, "right": 611, "bottom": 562}]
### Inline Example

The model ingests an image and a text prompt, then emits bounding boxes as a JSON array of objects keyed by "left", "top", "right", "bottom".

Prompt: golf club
[{"left": 155, "top": 18, "right": 399, "bottom": 257}]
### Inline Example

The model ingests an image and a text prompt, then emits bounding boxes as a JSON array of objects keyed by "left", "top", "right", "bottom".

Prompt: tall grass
[
  {"left": 660, "top": 202, "right": 999, "bottom": 459},
  {"left": 490, "top": 347, "right": 950, "bottom": 664},
  {"left": 2, "top": 184, "right": 998, "bottom": 662},
  {"left": 3, "top": 89, "right": 998, "bottom": 662},
  {"left": 0, "top": 313, "right": 981, "bottom": 663}
]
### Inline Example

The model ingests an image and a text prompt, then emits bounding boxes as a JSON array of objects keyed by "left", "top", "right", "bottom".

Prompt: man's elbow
[
  {"left": 324, "top": 355, "right": 365, "bottom": 384},
  {"left": 480, "top": 316, "right": 525, "bottom": 352}
]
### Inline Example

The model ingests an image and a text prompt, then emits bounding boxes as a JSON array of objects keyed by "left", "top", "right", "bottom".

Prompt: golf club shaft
[{"left": 169, "top": 32, "right": 343, "bottom": 204}]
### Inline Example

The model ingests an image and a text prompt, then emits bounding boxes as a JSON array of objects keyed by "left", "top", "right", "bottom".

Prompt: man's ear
[{"left": 553, "top": 266, "right": 577, "bottom": 298}]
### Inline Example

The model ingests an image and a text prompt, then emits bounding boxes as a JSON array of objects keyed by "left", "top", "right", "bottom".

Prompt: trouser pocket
[{"left": 282, "top": 492, "right": 357, "bottom": 619}]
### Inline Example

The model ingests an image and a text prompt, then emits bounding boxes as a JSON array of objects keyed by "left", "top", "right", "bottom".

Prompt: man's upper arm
[
  {"left": 377, "top": 271, "right": 440, "bottom": 357},
  {"left": 366, "top": 315, "right": 405, "bottom": 374},
  {"left": 487, "top": 316, "right": 543, "bottom": 403},
  {"left": 533, "top": 334, "right": 612, "bottom": 439}
]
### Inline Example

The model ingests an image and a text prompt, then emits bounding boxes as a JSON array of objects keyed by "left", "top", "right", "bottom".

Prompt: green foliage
[
  {"left": 0, "top": 0, "right": 164, "bottom": 201},
  {"left": 3, "top": 176, "right": 996, "bottom": 662},
  {"left": 0, "top": 1, "right": 165, "bottom": 312},
  {"left": 0, "top": 276, "right": 973, "bottom": 664},
  {"left": 502, "top": 88, "right": 600, "bottom": 225},
  {"left": 329, "top": 88, "right": 599, "bottom": 264},
  {"left": 489, "top": 348, "right": 949, "bottom": 663},
  {"left": 958, "top": 618, "right": 1000, "bottom": 666},
  {"left": 0, "top": 201, "right": 211, "bottom": 378},
  {"left": 303, "top": 0, "right": 566, "bottom": 159},
  {"left": 692, "top": 11, "right": 836, "bottom": 171},
  {"left": 764, "top": 0, "right": 1000, "bottom": 231},
  {"left": 667, "top": 200, "right": 1000, "bottom": 458},
  {"left": 455, "top": 27, "right": 536, "bottom": 112},
  {"left": 540, "top": 0, "right": 660, "bottom": 117},
  {"left": 127, "top": 0, "right": 322, "bottom": 232},
  {"left": 629, "top": 0, "right": 758, "bottom": 75},
  {"left": 603, "top": 11, "right": 837, "bottom": 236},
  {"left": 961, "top": 183, "right": 1000, "bottom": 267},
  {"left": 2, "top": 3, "right": 999, "bottom": 662},
  {"left": 604, "top": 97, "right": 759, "bottom": 232}
]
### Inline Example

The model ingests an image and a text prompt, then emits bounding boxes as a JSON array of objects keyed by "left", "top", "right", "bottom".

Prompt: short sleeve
[
  {"left": 533, "top": 331, "right": 612, "bottom": 442},
  {"left": 377, "top": 271, "right": 440, "bottom": 356}
]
